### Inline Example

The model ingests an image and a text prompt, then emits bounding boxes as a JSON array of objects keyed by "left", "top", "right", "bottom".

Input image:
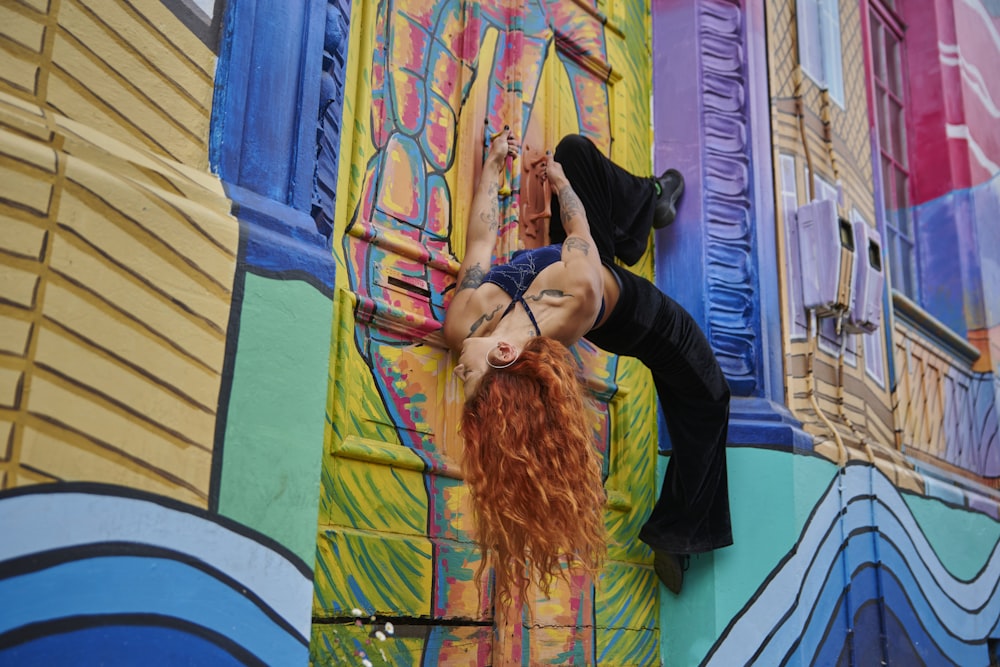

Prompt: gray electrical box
[
  {"left": 796, "top": 199, "right": 855, "bottom": 316},
  {"left": 846, "top": 221, "right": 884, "bottom": 334}
]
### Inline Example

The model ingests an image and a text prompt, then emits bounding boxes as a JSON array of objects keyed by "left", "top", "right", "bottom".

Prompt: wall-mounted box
[
  {"left": 796, "top": 199, "right": 855, "bottom": 316},
  {"left": 846, "top": 221, "right": 884, "bottom": 334}
]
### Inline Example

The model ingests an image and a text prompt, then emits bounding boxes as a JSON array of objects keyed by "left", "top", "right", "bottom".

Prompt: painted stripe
[
  {"left": 0, "top": 556, "right": 307, "bottom": 664},
  {"left": 704, "top": 465, "right": 1000, "bottom": 665},
  {"left": 0, "top": 492, "right": 311, "bottom": 638},
  {"left": 0, "top": 618, "right": 261, "bottom": 666},
  {"left": 939, "top": 42, "right": 1000, "bottom": 118},
  {"left": 0, "top": 542, "right": 305, "bottom": 641},
  {"left": 946, "top": 124, "right": 1000, "bottom": 175},
  {"left": 960, "top": 0, "right": 1000, "bottom": 57}
]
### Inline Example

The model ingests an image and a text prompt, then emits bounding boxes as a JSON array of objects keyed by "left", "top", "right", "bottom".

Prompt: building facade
[{"left": 1, "top": 0, "right": 998, "bottom": 665}]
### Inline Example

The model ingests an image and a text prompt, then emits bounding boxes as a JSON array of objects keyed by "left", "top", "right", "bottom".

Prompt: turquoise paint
[
  {"left": 218, "top": 273, "right": 333, "bottom": 565},
  {"left": 660, "top": 448, "right": 1000, "bottom": 664},
  {"left": 661, "top": 448, "right": 836, "bottom": 664},
  {"left": 902, "top": 491, "right": 1000, "bottom": 581}
]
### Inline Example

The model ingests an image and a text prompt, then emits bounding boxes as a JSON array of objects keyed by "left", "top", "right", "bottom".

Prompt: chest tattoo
[
  {"left": 525, "top": 289, "right": 572, "bottom": 302},
  {"left": 467, "top": 304, "right": 504, "bottom": 337}
]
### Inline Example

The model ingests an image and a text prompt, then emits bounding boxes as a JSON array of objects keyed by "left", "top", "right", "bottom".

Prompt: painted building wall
[
  {"left": 2, "top": 0, "right": 1000, "bottom": 666},
  {"left": 640, "top": 0, "right": 999, "bottom": 664},
  {"left": 312, "top": 0, "right": 1000, "bottom": 663},
  {"left": 0, "top": 1, "right": 323, "bottom": 664},
  {"left": 311, "top": 1, "right": 663, "bottom": 664}
]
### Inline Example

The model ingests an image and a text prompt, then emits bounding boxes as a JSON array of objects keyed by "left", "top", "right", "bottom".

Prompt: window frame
[
  {"left": 868, "top": 0, "right": 918, "bottom": 301},
  {"left": 780, "top": 154, "right": 858, "bottom": 359},
  {"left": 797, "top": 0, "right": 846, "bottom": 106},
  {"left": 780, "top": 154, "right": 806, "bottom": 341}
]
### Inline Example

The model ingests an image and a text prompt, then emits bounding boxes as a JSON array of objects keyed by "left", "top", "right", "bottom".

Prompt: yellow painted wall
[
  {"left": 1, "top": 0, "right": 216, "bottom": 169},
  {"left": 313, "top": 1, "right": 661, "bottom": 663},
  {"left": 0, "top": 3, "right": 236, "bottom": 506}
]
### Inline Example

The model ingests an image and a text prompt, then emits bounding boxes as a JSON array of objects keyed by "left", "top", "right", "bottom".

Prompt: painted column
[
  {"left": 652, "top": 0, "right": 809, "bottom": 449},
  {"left": 208, "top": 0, "right": 336, "bottom": 564}
]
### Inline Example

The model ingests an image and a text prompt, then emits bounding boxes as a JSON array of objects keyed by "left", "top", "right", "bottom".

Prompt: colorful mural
[
  {"left": 314, "top": 0, "right": 662, "bottom": 663},
  {"left": 905, "top": 0, "right": 1000, "bottom": 368},
  {"left": 1, "top": 1, "right": 326, "bottom": 665},
  {"left": 2, "top": 0, "right": 999, "bottom": 665},
  {"left": 696, "top": 452, "right": 1000, "bottom": 667},
  {"left": 0, "top": 485, "right": 311, "bottom": 665}
]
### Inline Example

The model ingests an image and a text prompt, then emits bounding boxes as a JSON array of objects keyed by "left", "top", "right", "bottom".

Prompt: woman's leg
[
  {"left": 586, "top": 266, "right": 733, "bottom": 555},
  {"left": 548, "top": 135, "right": 658, "bottom": 265}
]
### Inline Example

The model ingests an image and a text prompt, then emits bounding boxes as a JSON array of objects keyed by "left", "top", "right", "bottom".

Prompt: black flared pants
[{"left": 550, "top": 135, "right": 733, "bottom": 554}]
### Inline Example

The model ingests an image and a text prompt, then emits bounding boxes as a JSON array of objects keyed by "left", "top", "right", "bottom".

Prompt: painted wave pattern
[
  {"left": 705, "top": 464, "right": 1000, "bottom": 666},
  {"left": 0, "top": 488, "right": 312, "bottom": 666}
]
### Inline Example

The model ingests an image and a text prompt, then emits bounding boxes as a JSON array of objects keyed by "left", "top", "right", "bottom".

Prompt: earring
[{"left": 485, "top": 346, "right": 518, "bottom": 370}]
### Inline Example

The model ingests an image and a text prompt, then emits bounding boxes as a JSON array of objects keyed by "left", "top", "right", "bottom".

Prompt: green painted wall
[
  {"left": 218, "top": 273, "right": 333, "bottom": 565},
  {"left": 661, "top": 448, "right": 835, "bottom": 664},
  {"left": 903, "top": 490, "right": 1000, "bottom": 581}
]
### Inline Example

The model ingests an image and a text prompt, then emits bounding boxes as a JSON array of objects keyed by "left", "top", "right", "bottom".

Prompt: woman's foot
[
  {"left": 653, "top": 549, "right": 689, "bottom": 594},
  {"left": 653, "top": 168, "right": 685, "bottom": 229}
]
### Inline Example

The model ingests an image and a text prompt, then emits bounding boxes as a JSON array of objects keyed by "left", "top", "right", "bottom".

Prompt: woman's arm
[
  {"left": 544, "top": 156, "right": 604, "bottom": 294},
  {"left": 443, "top": 129, "right": 518, "bottom": 349}
]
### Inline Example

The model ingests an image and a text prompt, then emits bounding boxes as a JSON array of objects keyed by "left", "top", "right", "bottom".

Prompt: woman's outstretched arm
[
  {"left": 543, "top": 155, "right": 604, "bottom": 299},
  {"left": 443, "top": 129, "right": 519, "bottom": 349}
]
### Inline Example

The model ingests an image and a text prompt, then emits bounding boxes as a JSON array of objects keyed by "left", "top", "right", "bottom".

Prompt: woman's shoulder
[
  {"left": 442, "top": 282, "right": 508, "bottom": 348},
  {"left": 535, "top": 254, "right": 601, "bottom": 299}
]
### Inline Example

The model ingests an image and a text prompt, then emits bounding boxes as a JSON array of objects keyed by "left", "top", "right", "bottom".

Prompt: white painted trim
[
  {"left": 946, "top": 123, "right": 1000, "bottom": 175},
  {"left": 939, "top": 42, "right": 1000, "bottom": 118}
]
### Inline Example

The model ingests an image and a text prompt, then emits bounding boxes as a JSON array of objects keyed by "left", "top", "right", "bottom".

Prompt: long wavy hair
[{"left": 460, "top": 336, "right": 606, "bottom": 610}]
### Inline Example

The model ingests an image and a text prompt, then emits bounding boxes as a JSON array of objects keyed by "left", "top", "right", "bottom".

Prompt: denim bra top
[{"left": 482, "top": 245, "right": 605, "bottom": 334}]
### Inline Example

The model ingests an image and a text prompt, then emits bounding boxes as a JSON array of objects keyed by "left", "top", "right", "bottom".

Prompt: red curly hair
[{"left": 460, "top": 336, "right": 607, "bottom": 610}]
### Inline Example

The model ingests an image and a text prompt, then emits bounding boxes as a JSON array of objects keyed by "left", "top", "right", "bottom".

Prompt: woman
[{"left": 443, "top": 130, "right": 731, "bottom": 607}]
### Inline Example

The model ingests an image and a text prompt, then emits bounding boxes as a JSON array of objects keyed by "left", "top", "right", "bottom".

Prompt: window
[
  {"left": 869, "top": 1, "right": 916, "bottom": 299},
  {"left": 781, "top": 155, "right": 806, "bottom": 340},
  {"left": 797, "top": 0, "right": 845, "bottom": 105},
  {"left": 782, "top": 155, "right": 859, "bottom": 360},
  {"left": 810, "top": 169, "right": 840, "bottom": 205}
]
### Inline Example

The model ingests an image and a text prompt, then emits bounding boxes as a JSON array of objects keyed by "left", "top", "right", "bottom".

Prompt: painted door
[{"left": 312, "top": 1, "right": 659, "bottom": 664}]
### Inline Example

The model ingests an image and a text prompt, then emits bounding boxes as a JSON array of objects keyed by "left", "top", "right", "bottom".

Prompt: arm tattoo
[
  {"left": 479, "top": 180, "right": 500, "bottom": 232},
  {"left": 525, "top": 289, "right": 572, "bottom": 302},
  {"left": 458, "top": 263, "right": 486, "bottom": 291},
  {"left": 467, "top": 304, "right": 503, "bottom": 337},
  {"left": 557, "top": 185, "right": 585, "bottom": 223},
  {"left": 563, "top": 237, "right": 591, "bottom": 255}
]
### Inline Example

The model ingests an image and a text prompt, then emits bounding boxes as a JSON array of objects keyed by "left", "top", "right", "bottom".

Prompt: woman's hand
[
  {"left": 487, "top": 127, "right": 520, "bottom": 172},
  {"left": 541, "top": 152, "right": 569, "bottom": 190}
]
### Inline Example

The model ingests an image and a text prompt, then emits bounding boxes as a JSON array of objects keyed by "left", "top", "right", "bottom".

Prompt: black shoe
[
  {"left": 653, "top": 168, "right": 685, "bottom": 229},
  {"left": 653, "top": 550, "right": 689, "bottom": 595}
]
